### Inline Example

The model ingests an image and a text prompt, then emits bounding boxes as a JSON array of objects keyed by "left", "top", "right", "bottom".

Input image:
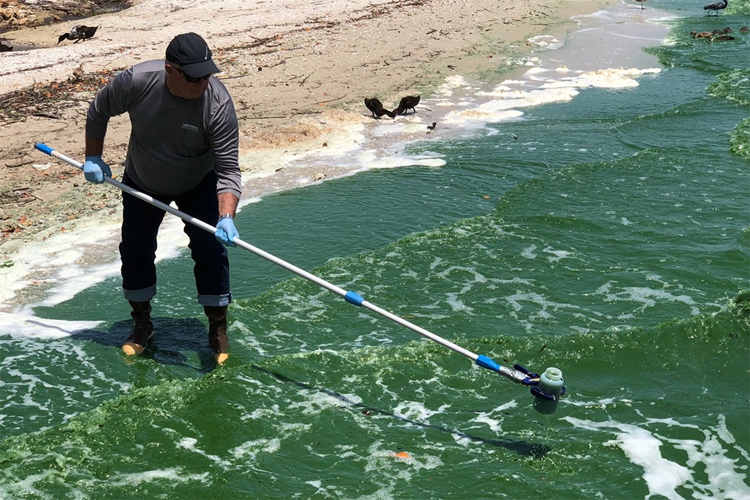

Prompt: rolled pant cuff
[
  {"left": 198, "top": 293, "right": 232, "bottom": 307},
  {"left": 124, "top": 285, "right": 157, "bottom": 303}
]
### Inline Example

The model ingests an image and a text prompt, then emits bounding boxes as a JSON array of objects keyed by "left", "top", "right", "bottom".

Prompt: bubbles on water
[{"left": 564, "top": 414, "right": 750, "bottom": 499}]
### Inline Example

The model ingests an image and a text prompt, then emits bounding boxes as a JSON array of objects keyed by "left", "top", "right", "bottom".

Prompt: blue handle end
[
  {"left": 476, "top": 354, "right": 501, "bottom": 372},
  {"left": 34, "top": 143, "right": 53, "bottom": 155}
]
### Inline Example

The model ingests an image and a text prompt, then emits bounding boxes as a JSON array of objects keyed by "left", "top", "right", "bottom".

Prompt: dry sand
[{"left": 0, "top": 0, "right": 610, "bottom": 306}]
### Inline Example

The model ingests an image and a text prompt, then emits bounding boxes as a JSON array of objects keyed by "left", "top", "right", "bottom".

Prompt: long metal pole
[{"left": 34, "top": 143, "right": 534, "bottom": 384}]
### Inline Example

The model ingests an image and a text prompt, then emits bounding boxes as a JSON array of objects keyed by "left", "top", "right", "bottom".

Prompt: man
[{"left": 83, "top": 32, "right": 241, "bottom": 364}]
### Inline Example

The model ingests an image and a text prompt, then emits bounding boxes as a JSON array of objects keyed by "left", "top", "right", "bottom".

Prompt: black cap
[{"left": 165, "top": 33, "right": 220, "bottom": 78}]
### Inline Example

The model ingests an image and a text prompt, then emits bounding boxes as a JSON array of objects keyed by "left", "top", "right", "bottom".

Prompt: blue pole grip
[
  {"left": 35, "top": 143, "right": 53, "bottom": 155},
  {"left": 344, "top": 291, "right": 364, "bottom": 306},
  {"left": 475, "top": 354, "right": 501, "bottom": 372}
]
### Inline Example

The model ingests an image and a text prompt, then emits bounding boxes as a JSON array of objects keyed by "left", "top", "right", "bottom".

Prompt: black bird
[
  {"left": 427, "top": 122, "right": 436, "bottom": 130},
  {"left": 394, "top": 95, "right": 420, "bottom": 115},
  {"left": 364, "top": 98, "right": 396, "bottom": 119},
  {"left": 0, "top": 40, "right": 11, "bottom": 52},
  {"left": 58, "top": 25, "right": 99, "bottom": 44},
  {"left": 703, "top": 0, "right": 727, "bottom": 16}
]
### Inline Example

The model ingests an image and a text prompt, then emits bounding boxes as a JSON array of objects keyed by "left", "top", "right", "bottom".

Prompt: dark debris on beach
[{"left": 0, "top": 68, "right": 120, "bottom": 124}]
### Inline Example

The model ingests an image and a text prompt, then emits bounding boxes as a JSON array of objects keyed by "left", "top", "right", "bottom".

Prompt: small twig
[
  {"left": 242, "top": 115, "right": 289, "bottom": 120},
  {"left": 318, "top": 95, "right": 346, "bottom": 104},
  {"left": 32, "top": 112, "right": 61, "bottom": 120},
  {"left": 289, "top": 110, "right": 322, "bottom": 117}
]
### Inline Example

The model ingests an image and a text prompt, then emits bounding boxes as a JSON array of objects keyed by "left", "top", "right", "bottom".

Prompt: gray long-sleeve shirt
[{"left": 86, "top": 60, "right": 241, "bottom": 198}]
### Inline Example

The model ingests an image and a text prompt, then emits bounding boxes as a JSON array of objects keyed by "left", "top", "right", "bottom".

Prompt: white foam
[
  {"left": 447, "top": 65, "right": 660, "bottom": 129},
  {"left": 443, "top": 108, "right": 524, "bottom": 128},
  {"left": 547, "top": 67, "right": 661, "bottom": 90},
  {"left": 285, "top": 382, "right": 362, "bottom": 415},
  {"left": 0, "top": 311, "right": 101, "bottom": 339},
  {"left": 471, "top": 401, "right": 518, "bottom": 433},
  {"left": 522, "top": 245, "right": 538, "bottom": 259},
  {"left": 595, "top": 285, "right": 699, "bottom": 315},
  {"left": 392, "top": 400, "right": 449, "bottom": 422},
  {"left": 435, "top": 75, "right": 472, "bottom": 96},
  {"left": 543, "top": 246, "right": 573, "bottom": 263},
  {"left": 527, "top": 35, "right": 564, "bottom": 50},
  {"left": 109, "top": 468, "right": 209, "bottom": 487},
  {"left": 0, "top": 217, "right": 119, "bottom": 307},
  {"left": 230, "top": 437, "right": 282, "bottom": 461},
  {"left": 176, "top": 436, "right": 229, "bottom": 466},
  {"left": 564, "top": 415, "right": 750, "bottom": 500}
]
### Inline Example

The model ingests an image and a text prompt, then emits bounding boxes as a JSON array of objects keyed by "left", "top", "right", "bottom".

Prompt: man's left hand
[{"left": 215, "top": 216, "right": 238, "bottom": 247}]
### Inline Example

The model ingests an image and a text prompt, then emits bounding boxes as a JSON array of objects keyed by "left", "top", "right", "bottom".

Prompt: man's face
[{"left": 165, "top": 63, "right": 211, "bottom": 99}]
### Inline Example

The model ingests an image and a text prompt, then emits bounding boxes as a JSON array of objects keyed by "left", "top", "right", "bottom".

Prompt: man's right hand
[
  {"left": 215, "top": 216, "right": 238, "bottom": 247},
  {"left": 83, "top": 156, "right": 112, "bottom": 183}
]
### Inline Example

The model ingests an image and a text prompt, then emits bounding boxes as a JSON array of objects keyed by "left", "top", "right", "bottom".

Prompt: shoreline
[{"left": 0, "top": 0, "right": 642, "bottom": 312}]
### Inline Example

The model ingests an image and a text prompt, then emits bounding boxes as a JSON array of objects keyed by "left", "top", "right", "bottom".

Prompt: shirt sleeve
[{"left": 86, "top": 68, "right": 135, "bottom": 140}]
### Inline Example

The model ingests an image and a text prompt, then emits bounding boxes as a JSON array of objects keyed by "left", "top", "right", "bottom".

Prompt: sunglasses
[{"left": 173, "top": 66, "right": 212, "bottom": 83}]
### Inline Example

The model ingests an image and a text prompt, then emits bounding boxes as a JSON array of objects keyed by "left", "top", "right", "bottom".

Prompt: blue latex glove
[
  {"left": 215, "top": 216, "right": 238, "bottom": 247},
  {"left": 83, "top": 155, "right": 111, "bottom": 183}
]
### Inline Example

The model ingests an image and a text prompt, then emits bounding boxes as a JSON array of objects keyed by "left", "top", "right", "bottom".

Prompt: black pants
[{"left": 119, "top": 171, "right": 231, "bottom": 307}]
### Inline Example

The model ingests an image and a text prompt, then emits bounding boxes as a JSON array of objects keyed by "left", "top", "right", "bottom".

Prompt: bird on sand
[
  {"left": 394, "top": 95, "right": 421, "bottom": 115},
  {"left": 364, "top": 98, "right": 396, "bottom": 119},
  {"left": 703, "top": 0, "right": 727, "bottom": 16},
  {"left": 634, "top": 0, "right": 647, "bottom": 10},
  {"left": 427, "top": 122, "right": 436, "bottom": 131},
  {"left": 58, "top": 25, "right": 99, "bottom": 44}
]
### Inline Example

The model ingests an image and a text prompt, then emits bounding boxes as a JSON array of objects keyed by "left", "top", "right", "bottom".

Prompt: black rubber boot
[
  {"left": 123, "top": 300, "right": 153, "bottom": 356},
  {"left": 204, "top": 305, "right": 229, "bottom": 363}
]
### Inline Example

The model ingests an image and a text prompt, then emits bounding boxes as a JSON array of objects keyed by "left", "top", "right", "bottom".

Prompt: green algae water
[{"left": 1, "top": 2, "right": 749, "bottom": 498}]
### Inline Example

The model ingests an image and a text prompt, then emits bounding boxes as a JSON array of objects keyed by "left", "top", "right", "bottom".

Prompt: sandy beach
[{"left": 0, "top": 0, "right": 613, "bottom": 309}]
